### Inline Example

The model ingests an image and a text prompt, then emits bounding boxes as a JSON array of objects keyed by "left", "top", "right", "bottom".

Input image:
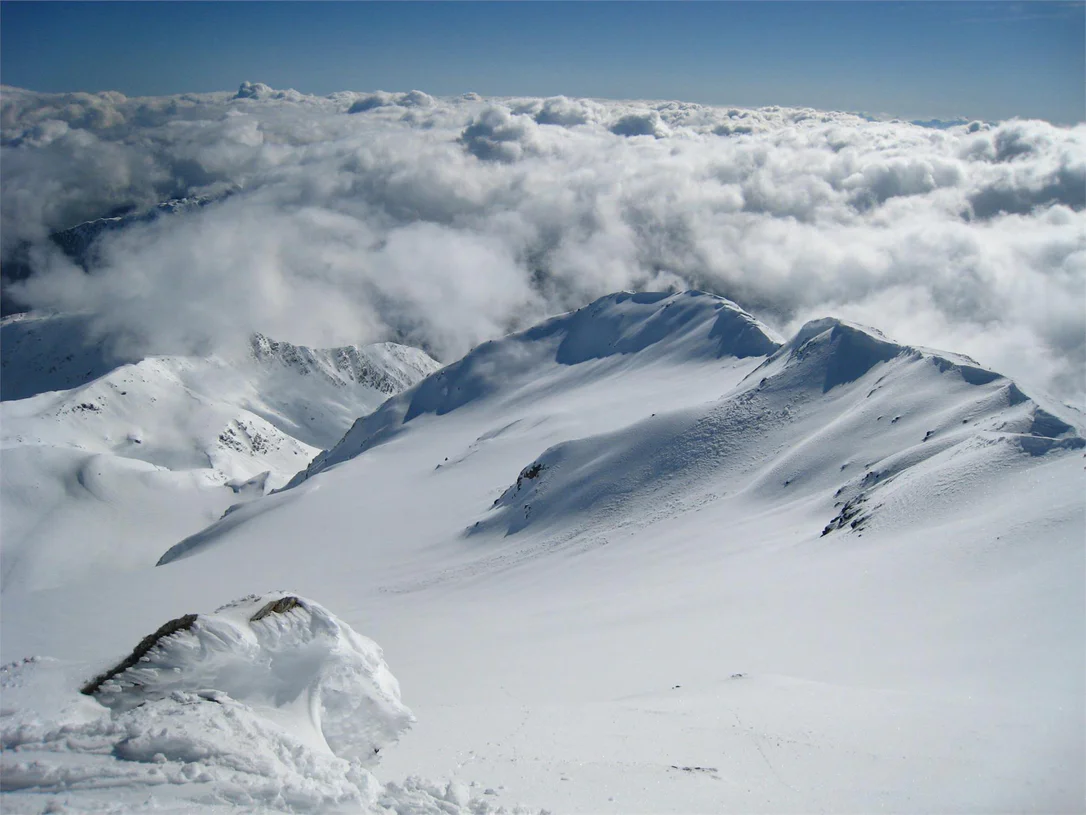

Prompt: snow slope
[
  {"left": 2, "top": 290, "right": 1083, "bottom": 813},
  {"left": 1, "top": 314, "right": 440, "bottom": 590},
  {"left": 0, "top": 311, "right": 139, "bottom": 400}
]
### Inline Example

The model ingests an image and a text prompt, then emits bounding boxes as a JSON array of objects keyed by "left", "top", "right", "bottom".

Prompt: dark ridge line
[{"left": 80, "top": 613, "right": 198, "bottom": 697}]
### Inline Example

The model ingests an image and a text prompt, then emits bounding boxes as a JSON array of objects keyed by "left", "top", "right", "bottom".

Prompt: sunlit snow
[{"left": 2, "top": 290, "right": 1082, "bottom": 813}]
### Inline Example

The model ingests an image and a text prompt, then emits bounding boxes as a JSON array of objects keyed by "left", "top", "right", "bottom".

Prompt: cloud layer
[{"left": 2, "top": 84, "right": 1084, "bottom": 403}]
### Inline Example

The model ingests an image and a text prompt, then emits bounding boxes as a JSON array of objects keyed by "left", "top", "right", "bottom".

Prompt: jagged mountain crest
[
  {"left": 248, "top": 333, "right": 441, "bottom": 395},
  {"left": 1, "top": 311, "right": 441, "bottom": 404},
  {"left": 50, "top": 195, "right": 225, "bottom": 270}
]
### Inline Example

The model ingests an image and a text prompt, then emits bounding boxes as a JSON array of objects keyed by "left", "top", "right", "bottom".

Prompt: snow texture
[
  {"left": 0, "top": 313, "right": 440, "bottom": 591},
  {"left": 3, "top": 290, "right": 1084, "bottom": 813},
  {"left": 1, "top": 595, "right": 532, "bottom": 814}
]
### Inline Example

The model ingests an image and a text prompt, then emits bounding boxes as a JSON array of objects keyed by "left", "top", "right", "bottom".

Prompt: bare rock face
[
  {"left": 250, "top": 594, "right": 305, "bottom": 621},
  {"left": 81, "top": 612, "right": 199, "bottom": 697}
]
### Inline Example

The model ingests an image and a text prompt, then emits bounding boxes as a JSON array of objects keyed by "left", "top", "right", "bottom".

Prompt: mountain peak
[
  {"left": 757, "top": 316, "right": 1012, "bottom": 395},
  {"left": 289, "top": 290, "right": 783, "bottom": 485},
  {"left": 768, "top": 317, "right": 909, "bottom": 393},
  {"left": 292, "top": 292, "right": 1083, "bottom": 497},
  {"left": 525, "top": 290, "right": 782, "bottom": 365}
]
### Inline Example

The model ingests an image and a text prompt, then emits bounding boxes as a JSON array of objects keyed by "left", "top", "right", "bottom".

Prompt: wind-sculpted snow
[
  {"left": 0, "top": 595, "right": 532, "bottom": 813},
  {"left": 1, "top": 83, "right": 1083, "bottom": 402},
  {"left": 80, "top": 593, "right": 413, "bottom": 760}
]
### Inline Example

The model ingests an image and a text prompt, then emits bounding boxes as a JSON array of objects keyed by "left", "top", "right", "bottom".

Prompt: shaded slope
[
  {"left": 478, "top": 317, "right": 1082, "bottom": 541},
  {"left": 1, "top": 312, "right": 138, "bottom": 400}
]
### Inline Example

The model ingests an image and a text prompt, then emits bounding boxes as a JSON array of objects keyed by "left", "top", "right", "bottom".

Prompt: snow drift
[{"left": 79, "top": 593, "right": 413, "bottom": 761}]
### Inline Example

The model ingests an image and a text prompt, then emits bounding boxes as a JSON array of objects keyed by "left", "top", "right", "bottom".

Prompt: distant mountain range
[{"left": 2, "top": 194, "right": 225, "bottom": 315}]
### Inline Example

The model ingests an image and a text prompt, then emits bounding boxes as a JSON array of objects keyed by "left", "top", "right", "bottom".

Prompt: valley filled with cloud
[{"left": 3, "top": 83, "right": 1083, "bottom": 403}]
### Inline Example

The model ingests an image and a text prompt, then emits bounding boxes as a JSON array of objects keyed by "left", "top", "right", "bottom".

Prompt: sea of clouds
[{"left": 2, "top": 82, "right": 1083, "bottom": 403}]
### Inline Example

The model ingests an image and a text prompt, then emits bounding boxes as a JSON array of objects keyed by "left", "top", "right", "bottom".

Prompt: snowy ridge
[
  {"left": 1, "top": 594, "right": 531, "bottom": 814},
  {"left": 249, "top": 334, "right": 442, "bottom": 397},
  {"left": 50, "top": 196, "right": 222, "bottom": 271},
  {"left": 292, "top": 291, "right": 1079, "bottom": 504},
  {"left": 1, "top": 313, "right": 441, "bottom": 409},
  {"left": 0, "top": 313, "right": 440, "bottom": 590},
  {"left": 291, "top": 290, "right": 781, "bottom": 486},
  {"left": 477, "top": 313, "right": 1083, "bottom": 541}
]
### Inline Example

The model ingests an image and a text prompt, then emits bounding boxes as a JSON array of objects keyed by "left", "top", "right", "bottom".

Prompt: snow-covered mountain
[
  {"left": 2, "top": 291, "right": 1083, "bottom": 813},
  {"left": 0, "top": 312, "right": 440, "bottom": 591}
]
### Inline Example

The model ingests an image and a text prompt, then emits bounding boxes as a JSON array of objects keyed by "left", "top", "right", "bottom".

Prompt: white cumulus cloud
[{"left": 2, "top": 83, "right": 1083, "bottom": 403}]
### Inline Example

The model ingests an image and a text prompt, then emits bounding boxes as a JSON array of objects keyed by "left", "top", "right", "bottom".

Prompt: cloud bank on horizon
[{"left": 2, "top": 83, "right": 1084, "bottom": 404}]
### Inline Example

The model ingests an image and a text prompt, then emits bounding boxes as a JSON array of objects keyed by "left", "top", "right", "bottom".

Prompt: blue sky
[{"left": 2, "top": 1, "right": 1083, "bottom": 123}]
